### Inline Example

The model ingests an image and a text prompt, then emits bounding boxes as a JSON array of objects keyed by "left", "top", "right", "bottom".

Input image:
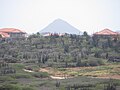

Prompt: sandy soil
[
  {"left": 23, "top": 69, "right": 34, "bottom": 72},
  {"left": 23, "top": 65, "right": 120, "bottom": 80},
  {"left": 39, "top": 66, "right": 120, "bottom": 80}
]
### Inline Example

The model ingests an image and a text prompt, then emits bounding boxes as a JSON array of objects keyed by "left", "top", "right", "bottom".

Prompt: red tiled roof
[
  {"left": 0, "top": 28, "right": 26, "bottom": 38},
  {"left": 0, "top": 32, "right": 10, "bottom": 38},
  {"left": 0, "top": 28, "right": 26, "bottom": 33},
  {"left": 94, "top": 29, "right": 119, "bottom": 35}
]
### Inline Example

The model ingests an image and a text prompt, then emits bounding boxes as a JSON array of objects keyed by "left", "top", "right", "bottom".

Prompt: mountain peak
[
  {"left": 53, "top": 18, "right": 67, "bottom": 23},
  {"left": 40, "top": 19, "right": 81, "bottom": 34}
]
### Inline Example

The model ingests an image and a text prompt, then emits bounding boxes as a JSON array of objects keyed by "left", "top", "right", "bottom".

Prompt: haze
[{"left": 0, "top": 0, "right": 120, "bottom": 34}]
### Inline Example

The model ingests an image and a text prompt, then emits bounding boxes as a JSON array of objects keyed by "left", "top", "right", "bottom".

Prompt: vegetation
[{"left": 0, "top": 31, "right": 120, "bottom": 90}]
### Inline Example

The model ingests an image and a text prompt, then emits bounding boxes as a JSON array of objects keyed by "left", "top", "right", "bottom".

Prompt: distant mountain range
[{"left": 40, "top": 19, "right": 82, "bottom": 34}]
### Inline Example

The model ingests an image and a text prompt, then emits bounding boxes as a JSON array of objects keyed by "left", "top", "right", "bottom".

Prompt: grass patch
[
  {"left": 0, "top": 76, "right": 14, "bottom": 82},
  {"left": 11, "top": 73, "right": 32, "bottom": 79},
  {"left": 31, "top": 72, "right": 49, "bottom": 78},
  {"left": 57, "top": 68, "right": 67, "bottom": 71},
  {"left": 0, "top": 84, "right": 35, "bottom": 90}
]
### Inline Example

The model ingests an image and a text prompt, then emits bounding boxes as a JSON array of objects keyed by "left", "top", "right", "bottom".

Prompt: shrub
[
  {"left": 87, "top": 59, "right": 104, "bottom": 66},
  {"left": 77, "top": 58, "right": 105, "bottom": 67},
  {"left": 32, "top": 72, "right": 49, "bottom": 78},
  {"left": 0, "top": 76, "right": 14, "bottom": 82},
  {"left": 0, "top": 84, "right": 35, "bottom": 90},
  {"left": 12, "top": 73, "right": 31, "bottom": 79},
  {"left": 0, "top": 84, "right": 21, "bottom": 90},
  {"left": 22, "top": 87, "right": 34, "bottom": 90}
]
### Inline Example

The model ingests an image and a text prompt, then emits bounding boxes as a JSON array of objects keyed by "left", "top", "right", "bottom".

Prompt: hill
[{"left": 0, "top": 32, "right": 120, "bottom": 90}]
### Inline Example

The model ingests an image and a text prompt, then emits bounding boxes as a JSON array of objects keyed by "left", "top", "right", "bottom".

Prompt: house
[
  {"left": 0, "top": 28, "right": 26, "bottom": 42},
  {"left": 0, "top": 28, "right": 26, "bottom": 38},
  {"left": 93, "top": 28, "right": 119, "bottom": 37}
]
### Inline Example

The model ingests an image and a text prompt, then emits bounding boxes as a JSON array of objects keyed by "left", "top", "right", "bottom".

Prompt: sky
[{"left": 0, "top": 0, "right": 120, "bottom": 35}]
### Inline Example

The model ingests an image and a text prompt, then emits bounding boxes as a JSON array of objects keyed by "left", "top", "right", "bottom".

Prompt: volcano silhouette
[{"left": 40, "top": 19, "right": 81, "bottom": 34}]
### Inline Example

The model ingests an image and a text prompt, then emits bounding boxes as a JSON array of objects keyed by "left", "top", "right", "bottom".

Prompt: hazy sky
[{"left": 0, "top": 0, "right": 120, "bottom": 34}]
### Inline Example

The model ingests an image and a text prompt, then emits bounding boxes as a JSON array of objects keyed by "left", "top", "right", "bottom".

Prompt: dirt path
[
  {"left": 50, "top": 76, "right": 66, "bottom": 79},
  {"left": 39, "top": 66, "right": 120, "bottom": 80},
  {"left": 22, "top": 64, "right": 120, "bottom": 80},
  {"left": 23, "top": 69, "right": 34, "bottom": 72},
  {"left": 39, "top": 67, "right": 72, "bottom": 79},
  {"left": 39, "top": 67, "right": 65, "bottom": 76}
]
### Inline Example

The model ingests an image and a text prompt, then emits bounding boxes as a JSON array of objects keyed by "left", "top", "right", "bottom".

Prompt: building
[
  {"left": 93, "top": 28, "right": 119, "bottom": 36},
  {"left": 0, "top": 28, "right": 26, "bottom": 38},
  {"left": 0, "top": 28, "right": 26, "bottom": 42}
]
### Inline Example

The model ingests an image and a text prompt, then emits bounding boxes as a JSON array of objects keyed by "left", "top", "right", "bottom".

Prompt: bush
[
  {"left": 22, "top": 87, "right": 34, "bottom": 90},
  {"left": 87, "top": 59, "right": 104, "bottom": 66},
  {"left": 0, "top": 76, "right": 14, "bottom": 82},
  {"left": 0, "top": 84, "right": 21, "bottom": 90},
  {"left": 0, "top": 84, "right": 35, "bottom": 90},
  {"left": 77, "top": 58, "right": 105, "bottom": 67},
  {"left": 12, "top": 73, "right": 31, "bottom": 79},
  {"left": 32, "top": 72, "right": 49, "bottom": 78}
]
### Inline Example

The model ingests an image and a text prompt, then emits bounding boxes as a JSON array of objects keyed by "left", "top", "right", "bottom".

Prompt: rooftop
[
  {"left": 0, "top": 32, "right": 10, "bottom": 38},
  {"left": 94, "top": 28, "right": 119, "bottom": 36},
  {"left": 0, "top": 28, "right": 26, "bottom": 38},
  {"left": 0, "top": 28, "right": 26, "bottom": 33}
]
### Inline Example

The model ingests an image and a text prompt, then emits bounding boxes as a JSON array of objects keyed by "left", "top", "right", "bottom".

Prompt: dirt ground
[
  {"left": 23, "top": 65, "right": 120, "bottom": 80},
  {"left": 39, "top": 66, "right": 120, "bottom": 80}
]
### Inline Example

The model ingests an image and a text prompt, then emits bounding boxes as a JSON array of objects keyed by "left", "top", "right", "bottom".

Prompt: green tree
[{"left": 83, "top": 31, "right": 88, "bottom": 36}]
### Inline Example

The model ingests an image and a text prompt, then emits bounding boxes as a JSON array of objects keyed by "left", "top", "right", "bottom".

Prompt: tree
[
  {"left": 55, "top": 81, "right": 60, "bottom": 87},
  {"left": 64, "top": 45, "right": 69, "bottom": 53},
  {"left": 106, "top": 53, "right": 108, "bottom": 59},
  {"left": 83, "top": 31, "right": 88, "bottom": 36},
  {"left": 94, "top": 52, "right": 101, "bottom": 58},
  {"left": 76, "top": 59, "right": 81, "bottom": 67},
  {"left": 36, "top": 32, "right": 40, "bottom": 36}
]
